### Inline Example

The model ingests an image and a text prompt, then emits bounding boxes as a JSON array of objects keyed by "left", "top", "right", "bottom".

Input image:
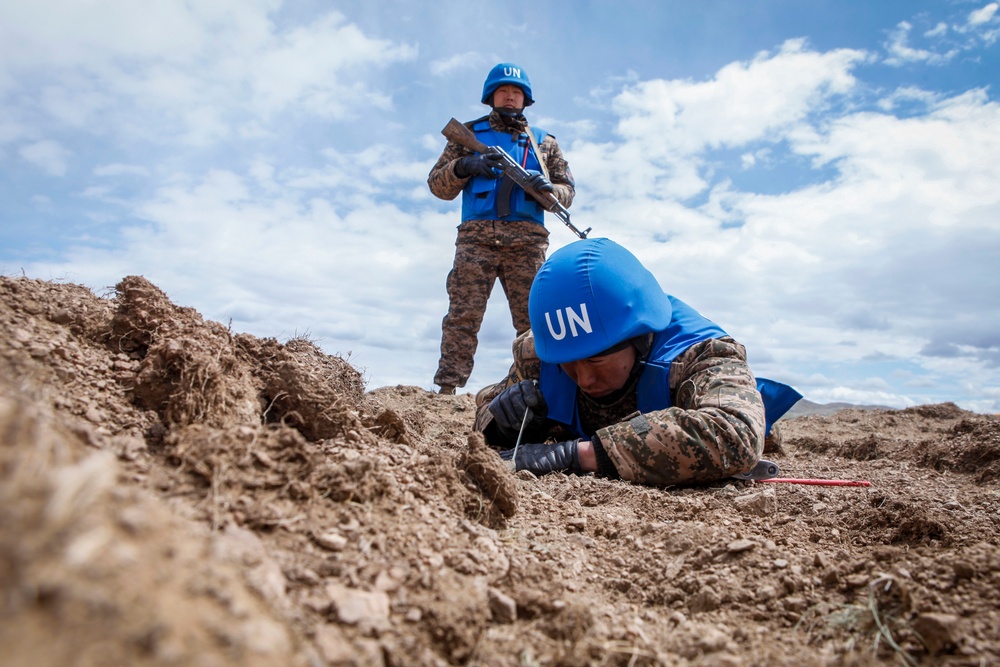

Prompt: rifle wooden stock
[
  {"left": 439, "top": 118, "right": 591, "bottom": 239},
  {"left": 441, "top": 118, "right": 489, "bottom": 154}
]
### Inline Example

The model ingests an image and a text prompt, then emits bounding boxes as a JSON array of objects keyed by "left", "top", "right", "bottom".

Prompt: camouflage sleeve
[
  {"left": 427, "top": 140, "right": 474, "bottom": 201},
  {"left": 597, "top": 337, "right": 765, "bottom": 486},
  {"left": 538, "top": 135, "right": 575, "bottom": 209}
]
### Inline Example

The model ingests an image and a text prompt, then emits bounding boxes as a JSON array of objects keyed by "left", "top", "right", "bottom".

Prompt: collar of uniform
[{"left": 489, "top": 109, "right": 528, "bottom": 134}]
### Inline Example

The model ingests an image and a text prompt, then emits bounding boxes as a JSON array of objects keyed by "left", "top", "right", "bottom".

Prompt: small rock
[
  {"left": 845, "top": 574, "right": 869, "bottom": 588},
  {"left": 488, "top": 587, "right": 517, "bottom": 624},
  {"left": 756, "top": 585, "right": 778, "bottom": 602},
  {"left": 952, "top": 561, "right": 976, "bottom": 580},
  {"left": 694, "top": 625, "right": 731, "bottom": 652},
  {"left": 326, "top": 584, "right": 390, "bottom": 625},
  {"left": 374, "top": 570, "right": 402, "bottom": 592},
  {"left": 689, "top": 586, "right": 721, "bottom": 613},
  {"left": 912, "top": 613, "right": 960, "bottom": 655},
  {"left": 726, "top": 539, "right": 757, "bottom": 554},
  {"left": 315, "top": 532, "right": 348, "bottom": 551},
  {"left": 783, "top": 596, "right": 808, "bottom": 613},
  {"left": 51, "top": 309, "right": 74, "bottom": 324},
  {"left": 733, "top": 487, "right": 777, "bottom": 516}
]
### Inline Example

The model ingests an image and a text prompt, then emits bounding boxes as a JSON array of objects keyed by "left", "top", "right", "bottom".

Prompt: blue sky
[{"left": 2, "top": 0, "right": 998, "bottom": 412}]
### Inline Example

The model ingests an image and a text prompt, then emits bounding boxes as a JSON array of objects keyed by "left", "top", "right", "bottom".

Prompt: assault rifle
[{"left": 441, "top": 118, "right": 591, "bottom": 239}]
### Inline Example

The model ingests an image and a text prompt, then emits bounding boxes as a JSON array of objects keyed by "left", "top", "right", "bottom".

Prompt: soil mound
[{"left": 2, "top": 275, "right": 998, "bottom": 666}]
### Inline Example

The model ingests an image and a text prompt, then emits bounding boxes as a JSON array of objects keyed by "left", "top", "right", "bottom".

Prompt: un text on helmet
[
  {"left": 504, "top": 67, "right": 521, "bottom": 78},
  {"left": 544, "top": 304, "right": 592, "bottom": 340}
]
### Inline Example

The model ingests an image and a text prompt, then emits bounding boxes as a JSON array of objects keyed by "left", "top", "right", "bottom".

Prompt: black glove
[
  {"left": 500, "top": 440, "right": 581, "bottom": 476},
  {"left": 523, "top": 171, "right": 554, "bottom": 201},
  {"left": 455, "top": 153, "right": 503, "bottom": 179},
  {"left": 488, "top": 380, "right": 548, "bottom": 441}
]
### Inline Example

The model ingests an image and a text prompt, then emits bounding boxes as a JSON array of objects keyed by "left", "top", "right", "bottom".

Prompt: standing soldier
[{"left": 428, "top": 63, "right": 575, "bottom": 395}]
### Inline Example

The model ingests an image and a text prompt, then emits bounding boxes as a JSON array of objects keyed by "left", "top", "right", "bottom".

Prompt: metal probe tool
[{"left": 508, "top": 406, "right": 533, "bottom": 471}]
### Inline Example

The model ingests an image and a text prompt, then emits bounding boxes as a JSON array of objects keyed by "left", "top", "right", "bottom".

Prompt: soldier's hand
[
  {"left": 488, "top": 380, "right": 548, "bottom": 440},
  {"left": 500, "top": 440, "right": 581, "bottom": 476},
  {"left": 523, "top": 171, "right": 554, "bottom": 198},
  {"left": 455, "top": 153, "right": 503, "bottom": 179}
]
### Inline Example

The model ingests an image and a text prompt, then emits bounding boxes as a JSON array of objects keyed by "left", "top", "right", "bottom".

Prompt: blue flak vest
[
  {"left": 540, "top": 295, "right": 802, "bottom": 438},
  {"left": 461, "top": 118, "right": 549, "bottom": 223}
]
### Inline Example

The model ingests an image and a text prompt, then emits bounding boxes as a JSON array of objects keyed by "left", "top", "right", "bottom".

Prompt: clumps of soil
[
  {"left": 0, "top": 394, "right": 311, "bottom": 667},
  {"left": 109, "top": 276, "right": 262, "bottom": 428},
  {"left": 920, "top": 419, "right": 1000, "bottom": 482},
  {"left": 847, "top": 495, "right": 952, "bottom": 546},
  {"left": 3, "top": 273, "right": 1000, "bottom": 666},
  {"left": 457, "top": 431, "right": 519, "bottom": 528},
  {"left": 240, "top": 334, "right": 367, "bottom": 441}
]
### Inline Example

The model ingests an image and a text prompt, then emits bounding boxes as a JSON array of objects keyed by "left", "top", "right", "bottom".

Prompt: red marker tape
[{"left": 758, "top": 478, "right": 871, "bottom": 487}]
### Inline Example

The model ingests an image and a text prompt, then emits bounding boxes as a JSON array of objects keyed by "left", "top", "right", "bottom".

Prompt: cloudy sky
[{"left": 2, "top": 0, "right": 998, "bottom": 412}]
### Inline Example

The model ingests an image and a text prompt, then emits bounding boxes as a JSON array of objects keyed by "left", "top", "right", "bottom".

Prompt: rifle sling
[{"left": 523, "top": 126, "right": 550, "bottom": 180}]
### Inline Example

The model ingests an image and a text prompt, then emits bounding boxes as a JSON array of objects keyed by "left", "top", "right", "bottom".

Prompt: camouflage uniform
[
  {"left": 429, "top": 110, "right": 575, "bottom": 389},
  {"left": 475, "top": 331, "right": 766, "bottom": 486}
]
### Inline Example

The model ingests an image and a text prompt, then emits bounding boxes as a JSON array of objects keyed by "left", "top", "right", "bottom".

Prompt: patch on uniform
[{"left": 629, "top": 414, "right": 652, "bottom": 436}]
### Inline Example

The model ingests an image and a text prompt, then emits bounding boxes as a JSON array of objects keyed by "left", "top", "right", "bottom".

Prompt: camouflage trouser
[{"left": 434, "top": 219, "right": 549, "bottom": 388}]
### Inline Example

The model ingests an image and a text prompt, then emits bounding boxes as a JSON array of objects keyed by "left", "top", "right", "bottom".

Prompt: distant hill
[{"left": 784, "top": 398, "right": 894, "bottom": 418}]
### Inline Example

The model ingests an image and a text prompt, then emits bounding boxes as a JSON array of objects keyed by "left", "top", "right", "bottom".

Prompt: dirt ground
[{"left": 2, "top": 274, "right": 998, "bottom": 667}]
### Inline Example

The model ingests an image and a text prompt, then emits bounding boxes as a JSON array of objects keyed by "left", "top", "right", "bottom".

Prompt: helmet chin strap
[{"left": 493, "top": 106, "right": 525, "bottom": 118}]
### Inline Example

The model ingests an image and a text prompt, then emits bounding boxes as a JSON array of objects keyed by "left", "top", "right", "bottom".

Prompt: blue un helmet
[
  {"left": 528, "top": 238, "right": 673, "bottom": 364},
  {"left": 481, "top": 63, "right": 534, "bottom": 106}
]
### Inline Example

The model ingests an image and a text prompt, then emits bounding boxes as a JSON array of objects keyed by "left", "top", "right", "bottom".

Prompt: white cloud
[
  {"left": 250, "top": 13, "right": 417, "bottom": 118},
  {"left": 0, "top": 2, "right": 417, "bottom": 147},
  {"left": 685, "top": 91, "right": 1000, "bottom": 397},
  {"left": 430, "top": 53, "right": 484, "bottom": 76},
  {"left": 612, "top": 40, "right": 865, "bottom": 155},
  {"left": 568, "top": 40, "right": 867, "bottom": 207},
  {"left": 968, "top": 2, "right": 999, "bottom": 26},
  {"left": 924, "top": 22, "right": 948, "bottom": 38},
  {"left": 884, "top": 21, "right": 951, "bottom": 64},
  {"left": 19, "top": 139, "right": 71, "bottom": 176},
  {"left": 963, "top": 2, "right": 1000, "bottom": 45},
  {"left": 875, "top": 86, "right": 941, "bottom": 112}
]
